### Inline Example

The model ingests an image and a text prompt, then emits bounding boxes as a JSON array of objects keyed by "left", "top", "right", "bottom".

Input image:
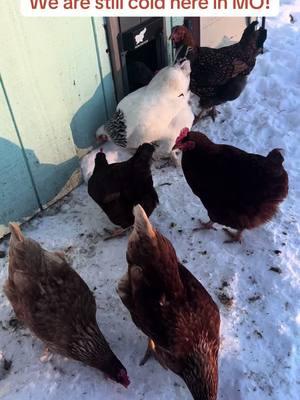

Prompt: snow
[{"left": 0, "top": 3, "right": 300, "bottom": 400}]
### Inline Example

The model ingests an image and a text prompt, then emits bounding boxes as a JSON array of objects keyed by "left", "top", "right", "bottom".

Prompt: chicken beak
[{"left": 172, "top": 144, "right": 178, "bottom": 151}]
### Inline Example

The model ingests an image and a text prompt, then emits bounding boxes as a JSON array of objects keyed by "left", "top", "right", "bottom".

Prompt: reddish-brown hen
[
  {"left": 173, "top": 129, "right": 289, "bottom": 242},
  {"left": 170, "top": 21, "right": 267, "bottom": 120},
  {"left": 118, "top": 205, "right": 220, "bottom": 400},
  {"left": 4, "top": 223, "right": 130, "bottom": 387}
]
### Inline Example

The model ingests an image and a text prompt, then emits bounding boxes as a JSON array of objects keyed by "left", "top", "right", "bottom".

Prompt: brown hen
[
  {"left": 4, "top": 223, "right": 129, "bottom": 387},
  {"left": 173, "top": 129, "right": 289, "bottom": 242},
  {"left": 171, "top": 21, "right": 267, "bottom": 120},
  {"left": 118, "top": 205, "right": 220, "bottom": 400}
]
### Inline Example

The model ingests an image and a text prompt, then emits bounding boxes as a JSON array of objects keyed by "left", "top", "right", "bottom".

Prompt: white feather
[{"left": 96, "top": 61, "right": 194, "bottom": 157}]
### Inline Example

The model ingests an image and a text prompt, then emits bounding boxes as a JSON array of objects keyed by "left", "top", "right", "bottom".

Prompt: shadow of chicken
[
  {"left": 170, "top": 21, "right": 267, "bottom": 121},
  {"left": 173, "top": 129, "right": 289, "bottom": 243},
  {"left": 4, "top": 223, "right": 130, "bottom": 387},
  {"left": 118, "top": 205, "right": 220, "bottom": 400},
  {"left": 88, "top": 143, "right": 159, "bottom": 240}
]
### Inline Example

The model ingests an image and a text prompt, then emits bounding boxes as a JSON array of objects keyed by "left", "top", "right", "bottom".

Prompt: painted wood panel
[
  {"left": 70, "top": 17, "right": 117, "bottom": 151},
  {"left": 0, "top": 78, "right": 40, "bottom": 237}
]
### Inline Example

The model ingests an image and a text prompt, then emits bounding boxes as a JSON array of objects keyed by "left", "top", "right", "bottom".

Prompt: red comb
[
  {"left": 175, "top": 127, "right": 190, "bottom": 145},
  {"left": 118, "top": 369, "right": 130, "bottom": 388}
]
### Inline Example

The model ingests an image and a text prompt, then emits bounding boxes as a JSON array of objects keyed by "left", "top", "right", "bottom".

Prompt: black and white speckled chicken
[{"left": 171, "top": 21, "right": 267, "bottom": 121}]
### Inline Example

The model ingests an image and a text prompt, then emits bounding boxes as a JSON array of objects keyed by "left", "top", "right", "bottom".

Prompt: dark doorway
[
  {"left": 119, "top": 18, "right": 167, "bottom": 94},
  {"left": 106, "top": 17, "right": 167, "bottom": 100}
]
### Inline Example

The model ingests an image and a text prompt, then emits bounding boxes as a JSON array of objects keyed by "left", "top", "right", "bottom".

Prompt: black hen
[{"left": 88, "top": 143, "right": 159, "bottom": 237}]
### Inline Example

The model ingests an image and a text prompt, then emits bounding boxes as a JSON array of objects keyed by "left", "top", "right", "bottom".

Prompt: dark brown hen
[
  {"left": 118, "top": 205, "right": 220, "bottom": 400},
  {"left": 173, "top": 129, "right": 289, "bottom": 242},
  {"left": 4, "top": 223, "right": 129, "bottom": 387},
  {"left": 171, "top": 21, "right": 267, "bottom": 120},
  {"left": 88, "top": 143, "right": 159, "bottom": 239}
]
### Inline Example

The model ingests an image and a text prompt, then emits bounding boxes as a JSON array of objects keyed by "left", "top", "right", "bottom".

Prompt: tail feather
[
  {"left": 128, "top": 205, "right": 184, "bottom": 299},
  {"left": 240, "top": 21, "right": 258, "bottom": 43},
  {"left": 131, "top": 205, "right": 156, "bottom": 241},
  {"left": 240, "top": 21, "right": 267, "bottom": 51},
  {"left": 132, "top": 143, "right": 155, "bottom": 168},
  {"left": 8, "top": 224, "right": 43, "bottom": 275},
  {"left": 267, "top": 148, "right": 284, "bottom": 165},
  {"left": 9, "top": 223, "right": 24, "bottom": 243},
  {"left": 256, "top": 27, "right": 267, "bottom": 49}
]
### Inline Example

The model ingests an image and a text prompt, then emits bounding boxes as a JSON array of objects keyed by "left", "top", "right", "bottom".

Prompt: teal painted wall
[
  {"left": 0, "top": 4, "right": 183, "bottom": 237},
  {"left": 0, "top": 2, "right": 116, "bottom": 237}
]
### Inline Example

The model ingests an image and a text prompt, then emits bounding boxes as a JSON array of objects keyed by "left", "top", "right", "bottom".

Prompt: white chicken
[{"left": 96, "top": 60, "right": 194, "bottom": 164}]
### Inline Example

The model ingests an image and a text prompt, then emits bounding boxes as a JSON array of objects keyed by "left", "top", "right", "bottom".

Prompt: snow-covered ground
[{"left": 1, "top": 3, "right": 300, "bottom": 399}]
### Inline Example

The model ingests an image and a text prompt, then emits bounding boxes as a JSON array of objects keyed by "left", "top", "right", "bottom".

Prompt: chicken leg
[
  {"left": 103, "top": 227, "right": 131, "bottom": 241},
  {"left": 193, "top": 219, "right": 217, "bottom": 231},
  {"left": 40, "top": 347, "right": 53, "bottom": 363},
  {"left": 223, "top": 228, "right": 243, "bottom": 244}
]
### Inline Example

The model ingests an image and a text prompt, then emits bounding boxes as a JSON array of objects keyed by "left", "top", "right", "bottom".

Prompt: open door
[{"left": 106, "top": 17, "right": 168, "bottom": 102}]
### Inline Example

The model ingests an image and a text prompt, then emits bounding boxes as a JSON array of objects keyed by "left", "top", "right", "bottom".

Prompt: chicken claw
[
  {"left": 40, "top": 347, "right": 53, "bottom": 363},
  {"left": 139, "top": 339, "right": 156, "bottom": 366},
  {"left": 103, "top": 227, "right": 131, "bottom": 241},
  {"left": 193, "top": 107, "right": 220, "bottom": 125},
  {"left": 223, "top": 228, "right": 243, "bottom": 244},
  {"left": 193, "top": 219, "right": 217, "bottom": 231},
  {"left": 207, "top": 107, "right": 220, "bottom": 122}
]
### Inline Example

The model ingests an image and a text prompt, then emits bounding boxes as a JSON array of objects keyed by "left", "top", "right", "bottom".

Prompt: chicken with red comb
[{"left": 173, "top": 130, "right": 288, "bottom": 242}]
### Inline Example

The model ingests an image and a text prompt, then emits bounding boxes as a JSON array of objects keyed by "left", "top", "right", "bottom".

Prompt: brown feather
[
  {"left": 4, "top": 224, "right": 129, "bottom": 387},
  {"left": 118, "top": 205, "right": 220, "bottom": 400}
]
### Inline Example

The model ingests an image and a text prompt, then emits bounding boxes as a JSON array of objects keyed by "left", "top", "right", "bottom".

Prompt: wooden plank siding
[
  {"left": 0, "top": 76, "right": 41, "bottom": 237},
  {"left": 0, "top": 2, "right": 116, "bottom": 237}
]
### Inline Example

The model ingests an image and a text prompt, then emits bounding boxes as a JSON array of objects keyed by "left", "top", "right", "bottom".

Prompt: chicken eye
[{"left": 178, "top": 93, "right": 184, "bottom": 98}]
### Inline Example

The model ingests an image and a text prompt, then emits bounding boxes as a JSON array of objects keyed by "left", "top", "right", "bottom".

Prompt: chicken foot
[
  {"left": 103, "top": 227, "right": 131, "bottom": 241},
  {"left": 207, "top": 107, "right": 220, "bottom": 122},
  {"left": 193, "top": 219, "right": 217, "bottom": 231},
  {"left": 193, "top": 106, "right": 220, "bottom": 125},
  {"left": 40, "top": 347, "right": 53, "bottom": 363},
  {"left": 139, "top": 339, "right": 156, "bottom": 366},
  {"left": 223, "top": 228, "right": 243, "bottom": 244}
]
